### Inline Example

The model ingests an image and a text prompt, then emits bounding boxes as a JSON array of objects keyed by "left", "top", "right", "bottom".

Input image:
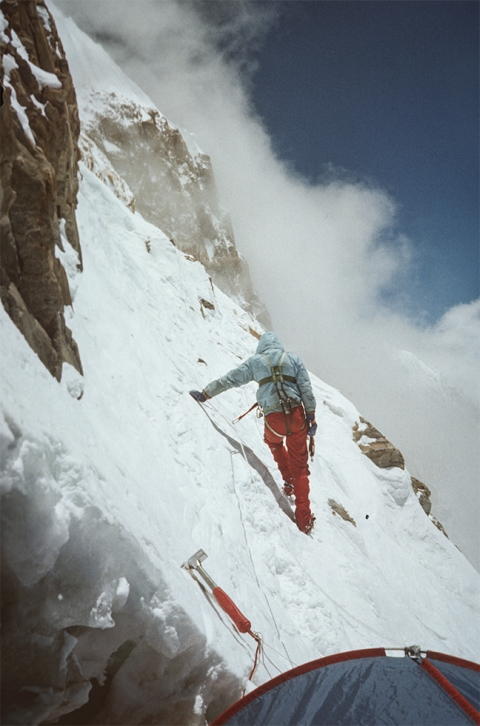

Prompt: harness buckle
[{"left": 281, "top": 398, "right": 293, "bottom": 415}]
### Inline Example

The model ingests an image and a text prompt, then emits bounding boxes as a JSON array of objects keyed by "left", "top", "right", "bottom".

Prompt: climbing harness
[
  {"left": 257, "top": 351, "right": 297, "bottom": 388},
  {"left": 233, "top": 353, "right": 313, "bottom": 454},
  {"left": 259, "top": 352, "right": 303, "bottom": 436},
  {"left": 264, "top": 416, "right": 287, "bottom": 438},
  {"left": 260, "top": 352, "right": 294, "bottom": 412}
]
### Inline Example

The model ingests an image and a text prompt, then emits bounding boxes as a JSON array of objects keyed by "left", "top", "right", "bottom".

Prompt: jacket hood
[{"left": 256, "top": 332, "right": 284, "bottom": 356}]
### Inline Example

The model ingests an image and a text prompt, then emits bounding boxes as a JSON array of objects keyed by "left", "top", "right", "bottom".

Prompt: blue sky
[{"left": 249, "top": 1, "right": 479, "bottom": 323}]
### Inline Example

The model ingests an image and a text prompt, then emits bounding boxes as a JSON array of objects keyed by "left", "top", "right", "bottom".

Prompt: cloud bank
[{"left": 57, "top": 0, "right": 479, "bottom": 570}]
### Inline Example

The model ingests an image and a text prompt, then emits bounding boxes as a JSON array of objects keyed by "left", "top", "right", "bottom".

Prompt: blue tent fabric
[
  {"left": 429, "top": 657, "right": 480, "bottom": 711},
  {"left": 212, "top": 649, "right": 480, "bottom": 726}
]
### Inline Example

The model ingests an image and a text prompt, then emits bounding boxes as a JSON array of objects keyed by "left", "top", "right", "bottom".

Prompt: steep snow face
[
  {"left": 50, "top": 3, "right": 269, "bottom": 326},
  {"left": 1, "top": 148, "right": 479, "bottom": 724}
]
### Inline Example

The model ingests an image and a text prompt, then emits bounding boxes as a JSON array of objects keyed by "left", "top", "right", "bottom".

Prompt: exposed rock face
[
  {"left": 352, "top": 417, "right": 405, "bottom": 469},
  {"left": 410, "top": 477, "right": 450, "bottom": 538},
  {"left": 0, "top": 0, "right": 82, "bottom": 380},
  {"left": 353, "top": 419, "right": 450, "bottom": 537},
  {"left": 430, "top": 515, "right": 450, "bottom": 539},
  {"left": 80, "top": 94, "right": 270, "bottom": 326},
  {"left": 411, "top": 477, "right": 432, "bottom": 515}
]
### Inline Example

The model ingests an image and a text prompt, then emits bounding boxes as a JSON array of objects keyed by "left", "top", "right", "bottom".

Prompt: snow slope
[
  {"left": 1, "top": 6, "right": 479, "bottom": 725},
  {"left": 2, "top": 156, "right": 479, "bottom": 723}
]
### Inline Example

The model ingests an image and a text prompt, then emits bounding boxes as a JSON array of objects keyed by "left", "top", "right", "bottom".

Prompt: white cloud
[{"left": 57, "top": 0, "right": 479, "bottom": 569}]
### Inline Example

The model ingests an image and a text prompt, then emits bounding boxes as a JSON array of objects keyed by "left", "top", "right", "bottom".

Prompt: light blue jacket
[{"left": 203, "top": 332, "right": 316, "bottom": 414}]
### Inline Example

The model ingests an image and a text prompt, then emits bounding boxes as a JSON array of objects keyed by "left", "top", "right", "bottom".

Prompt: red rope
[
  {"left": 248, "top": 632, "right": 262, "bottom": 680},
  {"left": 242, "top": 631, "right": 262, "bottom": 695}
]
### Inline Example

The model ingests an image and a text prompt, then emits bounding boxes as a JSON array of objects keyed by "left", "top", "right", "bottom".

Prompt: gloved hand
[
  {"left": 190, "top": 389, "right": 208, "bottom": 403},
  {"left": 306, "top": 412, "right": 317, "bottom": 437}
]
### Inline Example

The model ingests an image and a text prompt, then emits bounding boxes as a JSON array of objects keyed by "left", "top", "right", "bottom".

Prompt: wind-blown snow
[
  {"left": 1, "top": 149, "right": 479, "bottom": 721},
  {"left": 49, "top": 10, "right": 153, "bottom": 111},
  {"left": 51, "top": 3, "right": 195, "bottom": 158}
]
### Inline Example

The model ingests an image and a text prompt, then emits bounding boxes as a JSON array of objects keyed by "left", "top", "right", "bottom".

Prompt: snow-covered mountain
[
  {"left": 1, "top": 3, "right": 479, "bottom": 725},
  {"left": 54, "top": 7, "right": 269, "bottom": 328}
]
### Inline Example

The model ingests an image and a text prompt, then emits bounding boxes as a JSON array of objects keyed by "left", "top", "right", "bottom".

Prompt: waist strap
[{"left": 258, "top": 374, "right": 296, "bottom": 387}]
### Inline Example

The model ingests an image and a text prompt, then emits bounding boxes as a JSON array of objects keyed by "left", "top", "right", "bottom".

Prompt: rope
[
  {"left": 244, "top": 632, "right": 263, "bottom": 692},
  {"left": 230, "top": 447, "right": 295, "bottom": 671},
  {"left": 184, "top": 564, "right": 269, "bottom": 692},
  {"left": 261, "top": 638, "right": 300, "bottom": 668},
  {"left": 201, "top": 401, "right": 405, "bottom": 656}
]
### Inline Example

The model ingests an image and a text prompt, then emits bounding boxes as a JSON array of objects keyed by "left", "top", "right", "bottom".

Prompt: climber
[{"left": 190, "top": 332, "right": 317, "bottom": 534}]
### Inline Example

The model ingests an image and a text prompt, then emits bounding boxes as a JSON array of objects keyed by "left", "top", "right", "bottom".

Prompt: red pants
[{"left": 264, "top": 406, "right": 312, "bottom": 531}]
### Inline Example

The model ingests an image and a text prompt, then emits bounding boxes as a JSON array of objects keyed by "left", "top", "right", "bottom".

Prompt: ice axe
[{"left": 182, "top": 549, "right": 252, "bottom": 634}]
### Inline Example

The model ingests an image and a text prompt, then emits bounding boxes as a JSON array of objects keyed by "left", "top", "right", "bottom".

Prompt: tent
[{"left": 211, "top": 648, "right": 480, "bottom": 726}]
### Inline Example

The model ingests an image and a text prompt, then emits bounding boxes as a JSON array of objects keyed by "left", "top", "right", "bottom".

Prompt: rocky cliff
[
  {"left": 0, "top": 0, "right": 82, "bottom": 380},
  {"left": 353, "top": 416, "right": 449, "bottom": 537},
  {"left": 0, "top": 0, "right": 269, "bottom": 386},
  {"left": 79, "top": 93, "right": 270, "bottom": 326},
  {"left": 52, "top": 7, "right": 270, "bottom": 327}
]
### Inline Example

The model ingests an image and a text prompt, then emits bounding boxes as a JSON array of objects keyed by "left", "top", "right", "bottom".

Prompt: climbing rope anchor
[
  {"left": 182, "top": 549, "right": 252, "bottom": 633},
  {"left": 182, "top": 549, "right": 262, "bottom": 684}
]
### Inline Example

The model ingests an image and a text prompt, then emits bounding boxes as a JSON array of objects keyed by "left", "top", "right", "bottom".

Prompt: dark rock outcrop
[
  {"left": 353, "top": 420, "right": 450, "bottom": 537},
  {"left": 352, "top": 417, "right": 405, "bottom": 469},
  {"left": 0, "top": 0, "right": 82, "bottom": 380},
  {"left": 411, "top": 477, "right": 432, "bottom": 515}
]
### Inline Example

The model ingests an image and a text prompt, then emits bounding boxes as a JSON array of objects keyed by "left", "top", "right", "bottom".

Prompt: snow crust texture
[{"left": 1, "top": 4, "right": 479, "bottom": 725}]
